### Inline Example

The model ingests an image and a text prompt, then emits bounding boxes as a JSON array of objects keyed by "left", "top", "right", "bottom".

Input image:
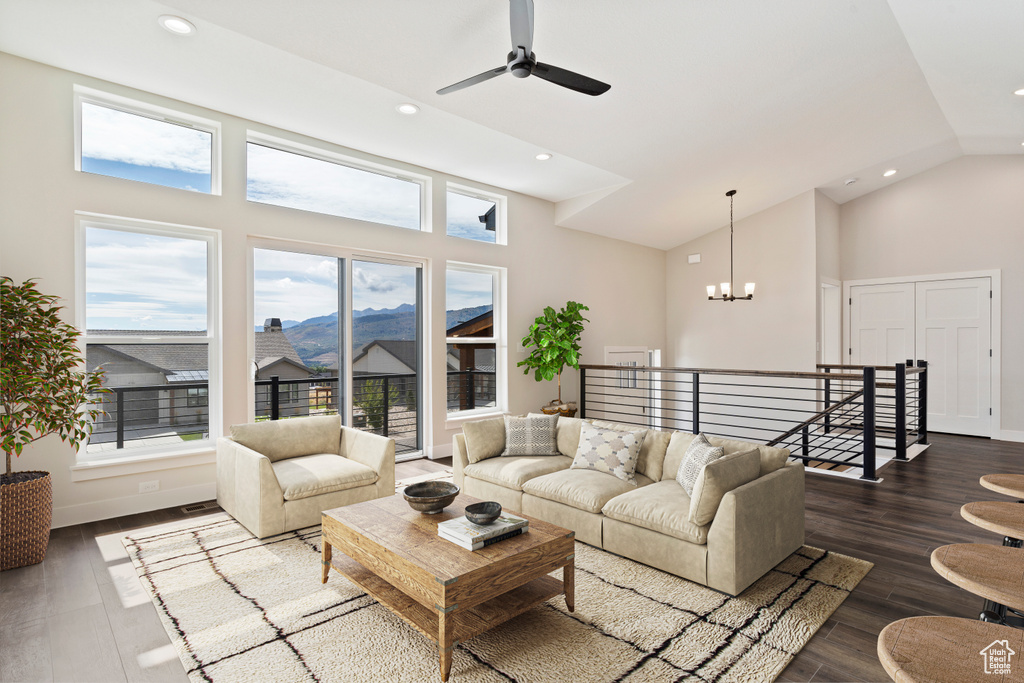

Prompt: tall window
[
  {"left": 75, "top": 88, "right": 219, "bottom": 194},
  {"left": 446, "top": 263, "right": 505, "bottom": 416},
  {"left": 246, "top": 137, "right": 426, "bottom": 230},
  {"left": 447, "top": 184, "right": 505, "bottom": 244},
  {"left": 78, "top": 216, "right": 219, "bottom": 459}
]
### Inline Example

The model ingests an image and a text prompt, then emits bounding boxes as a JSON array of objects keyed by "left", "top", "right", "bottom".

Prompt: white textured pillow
[
  {"left": 676, "top": 433, "right": 725, "bottom": 495},
  {"left": 502, "top": 414, "right": 559, "bottom": 456},
  {"left": 570, "top": 422, "right": 647, "bottom": 484}
]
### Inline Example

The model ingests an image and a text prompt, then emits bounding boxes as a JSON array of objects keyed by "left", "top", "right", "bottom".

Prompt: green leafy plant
[
  {"left": 517, "top": 301, "right": 590, "bottom": 404},
  {"left": 1, "top": 277, "right": 106, "bottom": 479},
  {"left": 354, "top": 378, "right": 399, "bottom": 432}
]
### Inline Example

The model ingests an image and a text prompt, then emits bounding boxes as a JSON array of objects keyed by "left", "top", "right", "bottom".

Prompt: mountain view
[{"left": 260, "top": 304, "right": 493, "bottom": 368}]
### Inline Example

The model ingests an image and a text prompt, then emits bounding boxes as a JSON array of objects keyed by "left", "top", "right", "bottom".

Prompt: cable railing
[
  {"left": 88, "top": 381, "right": 210, "bottom": 452},
  {"left": 579, "top": 362, "right": 928, "bottom": 481}
]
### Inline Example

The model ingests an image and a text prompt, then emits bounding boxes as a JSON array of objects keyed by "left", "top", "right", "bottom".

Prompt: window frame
[
  {"left": 74, "top": 212, "right": 222, "bottom": 463},
  {"left": 245, "top": 131, "right": 432, "bottom": 232},
  {"left": 444, "top": 261, "right": 507, "bottom": 422},
  {"left": 446, "top": 182, "right": 507, "bottom": 246},
  {"left": 73, "top": 86, "right": 222, "bottom": 195}
]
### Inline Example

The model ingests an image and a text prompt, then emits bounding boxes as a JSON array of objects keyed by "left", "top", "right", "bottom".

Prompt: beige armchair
[{"left": 216, "top": 415, "right": 395, "bottom": 538}]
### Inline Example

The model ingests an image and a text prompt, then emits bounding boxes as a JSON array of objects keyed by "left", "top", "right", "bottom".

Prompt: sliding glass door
[{"left": 252, "top": 247, "right": 422, "bottom": 457}]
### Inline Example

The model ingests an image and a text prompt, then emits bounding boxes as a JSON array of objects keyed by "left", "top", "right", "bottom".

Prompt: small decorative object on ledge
[
  {"left": 706, "top": 190, "right": 755, "bottom": 302},
  {"left": 402, "top": 481, "right": 460, "bottom": 514},
  {"left": 1, "top": 277, "right": 106, "bottom": 571},
  {"left": 518, "top": 300, "right": 589, "bottom": 417}
]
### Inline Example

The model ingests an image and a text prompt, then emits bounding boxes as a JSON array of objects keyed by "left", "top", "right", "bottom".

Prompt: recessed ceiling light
[
  {"left": 535, "top": 153, "right": 552, "bottom": 161},
  {"left": 158, "top": 15, "right": 196, "bottom": 35},
  {"left": 844, "top": 178, "right": 858, "bottom": 186},
  {"left": 882, "top": 169, "right": 898, "bottom": 177},
  {"left": 1014, "top": 88, "right": 1024, "bottom": 96},
  {"left": 396, "top": 103, "right": 419, "bottom": 115}
]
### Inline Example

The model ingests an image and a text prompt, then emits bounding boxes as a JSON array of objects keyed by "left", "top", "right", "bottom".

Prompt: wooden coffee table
[{"left": 321, "top": 495, "right": 576, "bottom": 682}]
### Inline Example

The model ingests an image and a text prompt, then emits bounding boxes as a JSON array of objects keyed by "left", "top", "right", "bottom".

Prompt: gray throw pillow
[
  {"left": 462, "top": 416, "right": 506, "bottom": 464},
  {"left": 676, "top": 433, "right": 725, "bottom": 495},
  {"left": 570, "top": 422, "right": 647, "bottom": 484},
  {"left": 502, "top": 414, "right": 559, "bottom": 456}
]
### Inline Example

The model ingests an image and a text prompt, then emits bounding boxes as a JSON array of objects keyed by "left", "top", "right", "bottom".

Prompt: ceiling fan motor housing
[{"left": 508, "top": 50, "right": 535, "bottom": 78}]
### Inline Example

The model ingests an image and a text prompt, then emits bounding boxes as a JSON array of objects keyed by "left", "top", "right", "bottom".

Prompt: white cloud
[
  {"left": 81, "top": 103, "right": 211, "bottom": 174},
  {"left": 246, "top": 144, "right": 420, "bottom": 230},
  {"left": 254, "top": 250, "right": 339, "bottom": 323},
  {"left": 352, "top": 261, "right": 417, "bottom": 311}
]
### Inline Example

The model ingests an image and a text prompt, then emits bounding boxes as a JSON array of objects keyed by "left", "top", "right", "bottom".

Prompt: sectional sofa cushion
[
  {"left": 590, "top": 419, "right": 670, "bottom": 481},
  {"left": 503, "top": 414, "right": 559, "bottom": 456},
  {"left": 571, "top": 422, "right": 647, "bottom": 484},
  {"left": 706, "top": 435, "right": 789, "bottom": 477},
  {"left": 272, "top": 453, "right": 378, "bottom": 501},
  {"left": 463, "top": 455, "right": 573, "bottom": 491},
  {"left": 688, "top": 448, "right": 761, "bottom": 525},
  {"left": 676, "top": 433, "right": 725, "bottom": 495},
  {"left": 229, "top": 414, "right": 341, "bottom": 463},
  {"left": 661, "top": 432, "right": 697, "bottom": 482},
  {"left": 555, "top": 416, "right": 584, "bottom": 458},
  {"left": 523, "top": 468, "right": 654, "bottom": 514},
  {"left": 601, "top": 480, "right": 710, "bottom": 544},
  {"left": 462, "top": 416, "right": 506, "bottom": 463}
]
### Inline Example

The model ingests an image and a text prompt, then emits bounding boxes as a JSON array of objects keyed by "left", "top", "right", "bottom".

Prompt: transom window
[
  {"left": 246, "top": 136, "right": 427, "bottom": 231},
  {"left": 75, "top": 87, "right": 219, "bottom": 194},
  {"left": 447, "top": 184, "right": 505, "bottom": 244}
]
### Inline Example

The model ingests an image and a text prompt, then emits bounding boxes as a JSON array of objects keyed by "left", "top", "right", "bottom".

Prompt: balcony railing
[{"left": 90, "top": 369, "right": 497, "bottom": 455}]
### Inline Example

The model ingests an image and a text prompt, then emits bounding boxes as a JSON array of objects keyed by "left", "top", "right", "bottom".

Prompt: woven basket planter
[
  {"left": 540, "top": 401, "right": 578, "bottom": 418},
  {"left": 1, "top": 471, "right": 52, "bottom": 571}
]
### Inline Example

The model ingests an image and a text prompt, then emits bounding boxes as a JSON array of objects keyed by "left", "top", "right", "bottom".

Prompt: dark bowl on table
[
  {"left": 465, "top": 501, "right": 502, "bottom": 525},
  {"left": 402, "top": 481, "right": 460, "bottom": 514}
]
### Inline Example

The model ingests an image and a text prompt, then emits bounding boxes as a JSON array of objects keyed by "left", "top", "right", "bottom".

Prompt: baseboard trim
[
  {"left": 52, "top": 482, "right": 217, "bottom": 529},
  {"left": 427, "top": 442, "right": 454, "bottom": 460},
  {"left": 998, "top": 430, "right": 1024, "bottom": 443}
]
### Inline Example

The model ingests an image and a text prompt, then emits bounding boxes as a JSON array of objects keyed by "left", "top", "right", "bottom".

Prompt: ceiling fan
[{"left": 437, "top": 0, "right": 611, "bottom": 97}]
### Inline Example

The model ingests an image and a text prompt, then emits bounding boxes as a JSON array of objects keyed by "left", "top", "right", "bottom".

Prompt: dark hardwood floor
[{"left": 1, "top": 434, "right": 1021, "bottom": 682}]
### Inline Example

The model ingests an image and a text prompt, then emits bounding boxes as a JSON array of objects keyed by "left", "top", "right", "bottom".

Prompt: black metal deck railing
[
  {"left": 88, "top": 381, "right": 210, "bottom": 451},
  {"left": 579, "top": 362, "right": 928, "bottom": 481}
]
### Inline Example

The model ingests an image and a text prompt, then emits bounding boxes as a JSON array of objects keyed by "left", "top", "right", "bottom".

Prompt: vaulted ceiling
[{"left": 1, "top": 0, "right": 1021, "bottom": 249}]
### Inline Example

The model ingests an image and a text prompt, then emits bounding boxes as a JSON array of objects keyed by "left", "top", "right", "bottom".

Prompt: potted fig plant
[
  {"left": 517, "top": 301, "right": 589, "bottom": 417},
  {"left": 1, "top": 277, "right": 105, "bottom": 570}
]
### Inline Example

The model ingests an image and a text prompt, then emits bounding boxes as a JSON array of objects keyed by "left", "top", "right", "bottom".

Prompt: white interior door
[
  {"left": 849, "top": 283, "right": 916, "bottom": 365},
  {"left": 916, "top": 278, "right": 991, "bottom": 437}
]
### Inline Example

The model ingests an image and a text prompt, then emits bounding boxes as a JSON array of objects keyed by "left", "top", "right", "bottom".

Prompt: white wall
[
  {"left": 814, "top": 191, "right": 841, "bottom": 364},
  {"left": 839, "top": 155, "right": 1024, "bottom": 436},
  {"left": 0, "top": 53, "right": 666, "bottom": 525},
  {"left": 666, "top": 191, "right": 818, "bottom": 371}
]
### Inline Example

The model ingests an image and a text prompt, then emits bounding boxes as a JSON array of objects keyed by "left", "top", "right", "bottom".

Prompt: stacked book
[{"left": 437, "top": 512, "right": 529, "bottom": 551}]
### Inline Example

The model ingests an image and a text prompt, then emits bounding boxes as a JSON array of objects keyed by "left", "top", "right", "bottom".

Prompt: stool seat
[
  {"left": 931, "top": 543, "right": 1024, "bottom": 613},
  {"left": 962, "top": 501, "right": 1024, "bottom": 540},
  {"left": 981, "top": 474, "right": 1024, "bottom": 499},
  {"left": 878, "top": 616, "right": 1024, "bottom": 682}
]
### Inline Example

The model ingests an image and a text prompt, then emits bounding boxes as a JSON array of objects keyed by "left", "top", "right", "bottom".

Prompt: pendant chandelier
[{"left": 706, "top": 190, "right": 755, "bottom": 301}]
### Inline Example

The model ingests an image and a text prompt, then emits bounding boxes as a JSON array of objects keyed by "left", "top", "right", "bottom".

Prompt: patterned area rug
[{"left": 122, "top": 513, "right": 870, "bottom": 683}]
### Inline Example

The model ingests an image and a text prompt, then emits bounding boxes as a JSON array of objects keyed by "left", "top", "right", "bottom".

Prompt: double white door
[{"left": 849, "top": 277, "right": 991, "bottom": 437}]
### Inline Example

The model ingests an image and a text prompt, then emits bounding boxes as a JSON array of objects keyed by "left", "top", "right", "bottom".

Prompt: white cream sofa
[
  {"left": 217, "top": 415, "right": 395, "bottom": 538},
  {"left": 453, "top": 417, "right": 804, "bottom": 595}
]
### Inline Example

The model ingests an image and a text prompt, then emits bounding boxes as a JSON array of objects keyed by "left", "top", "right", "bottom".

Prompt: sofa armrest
[
  {"left": 706, "top": 461, "right": 805, "bottom": 595},
  {"left": 452, "top": 434, "right": 469, "bottom": 488},
  {"left": 217, "top": 437, "right": 286, "bottom": 538},
  {"left": 341, "top": 426, "right": 395, "bottom": 492}
]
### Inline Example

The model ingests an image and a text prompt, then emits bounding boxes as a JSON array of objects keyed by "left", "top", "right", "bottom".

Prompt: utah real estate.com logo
[{"left": 980, "top": 639, "right": 1015, "bottom": 675}]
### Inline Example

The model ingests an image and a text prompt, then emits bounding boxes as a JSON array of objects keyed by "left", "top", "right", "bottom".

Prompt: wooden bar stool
[
  {"left": 932, "top": 543, "right": 1024, "bottom": 625},
  {"left": 878, "top": 616, "right": 1024, "bottom": 682},
  {"left": 981, "top": 474, "right": 1024, "bottom": 499},
  {"left": 962, "top": 501, "right": 1024, "bottom": 548}
]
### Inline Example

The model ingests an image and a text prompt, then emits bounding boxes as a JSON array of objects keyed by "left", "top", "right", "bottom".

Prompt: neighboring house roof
[
  {"left": 256, "top": 356, "right": 310, "bottom": 376},
  {"left": 352, "top": 339, "right": 418, "bottom": 372},
  {"left": 254, "top": 330, "right": 306, "bottom": 369},
  {"left": 446, "top": 310, "right": 493, "bottom": 338}
]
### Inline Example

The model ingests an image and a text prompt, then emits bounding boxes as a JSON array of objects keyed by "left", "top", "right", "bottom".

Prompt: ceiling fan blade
[
  {"left": 533, "top": 62, "right": 610, "bottom": 96},
  {"left": 436, "top": 66, "right": 508, "bottom": 95},
  {"left": 509, "top": 0, "right": 534, "bottom": 53}
]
